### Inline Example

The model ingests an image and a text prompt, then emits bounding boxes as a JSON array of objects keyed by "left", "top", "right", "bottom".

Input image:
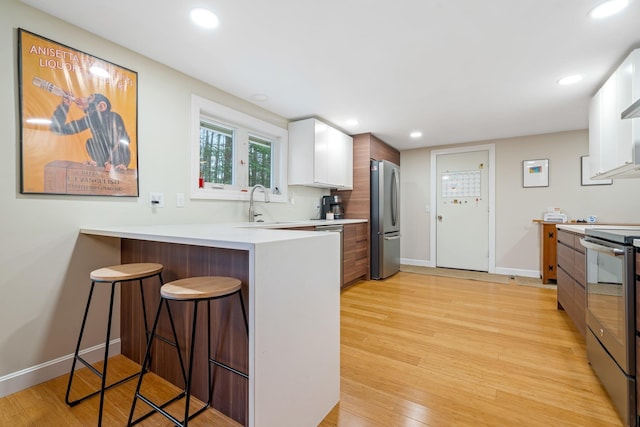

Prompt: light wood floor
[
  {"left": 0, "top": 272, "right": 623, "bottom": 426},
  {"left": 320, "top": 272, "right": 622, "bottom": 427}
]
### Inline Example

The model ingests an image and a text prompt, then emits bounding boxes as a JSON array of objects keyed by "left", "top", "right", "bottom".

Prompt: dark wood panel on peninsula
[{"left": 120, "top": 239, "right": 249, "bottom": 425}]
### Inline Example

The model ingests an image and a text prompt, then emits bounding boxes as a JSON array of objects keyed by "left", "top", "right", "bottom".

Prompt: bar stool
[
  {"left": 127, "top": 276, "right": 248, "bottom": 427},
  {"left": 65, "top": 262, "right": 178, "bottom": 427}
]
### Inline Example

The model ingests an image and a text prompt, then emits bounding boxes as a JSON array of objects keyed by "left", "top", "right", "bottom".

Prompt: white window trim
[{"left": 190, "top": 94, "right": 288, "bottom": 202}]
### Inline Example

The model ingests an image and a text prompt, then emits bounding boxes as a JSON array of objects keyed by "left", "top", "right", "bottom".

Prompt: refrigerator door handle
[
  {"left": 384, "top": 235, "right": 401, "bottom": 241},
  {"left": 391, "top": 168, "right": 398, "bottom": 226}
]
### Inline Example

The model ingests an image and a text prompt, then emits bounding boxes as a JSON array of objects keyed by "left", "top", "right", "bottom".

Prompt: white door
[{"left": 435, "top": 149, "right": 489, "bottom": 271}]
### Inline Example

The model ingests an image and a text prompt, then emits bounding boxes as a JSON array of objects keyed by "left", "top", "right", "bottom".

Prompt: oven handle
[{"left": 579, "top": 238, "right": 625, "bottom": 256}]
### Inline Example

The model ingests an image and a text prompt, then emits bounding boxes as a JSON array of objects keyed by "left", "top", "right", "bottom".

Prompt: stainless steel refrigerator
[{"left": 371, "top": 160, "right": 400, "bottom": 279}]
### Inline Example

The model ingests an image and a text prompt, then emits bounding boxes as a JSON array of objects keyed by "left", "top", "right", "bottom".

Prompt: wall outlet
[
  {"left": 313, "top": 201, "right": 320, "bottom": 209},
  {"left": 149, "top": 192, "right": 164, "bottom": 208}
]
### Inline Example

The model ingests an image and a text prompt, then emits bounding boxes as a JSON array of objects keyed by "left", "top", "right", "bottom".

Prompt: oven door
[{"left": 581, "top": 237, "right": 635, "bottom": 375}]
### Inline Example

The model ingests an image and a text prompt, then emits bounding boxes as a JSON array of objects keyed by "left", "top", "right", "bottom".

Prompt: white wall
[
  {"left": 0, "top": 0, "right": 327, "bottom": 392},
  {"left": 400, "top": 130, "right": 640, "bottom": 276}
]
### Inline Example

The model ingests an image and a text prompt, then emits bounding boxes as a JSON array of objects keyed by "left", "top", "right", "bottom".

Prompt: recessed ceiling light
[
  {"left": 557, "top": 75, "right": 583, "bottom": 85},
  {"left": 410, "top": 131, "right": 423, "bottom": 138},
  {"left": 251, "top": 94, "right": 268, "bottom": 102},
  {"left": 589, "top": 0, "right": 629, "bottom": 19},
  {"left": 190, "top": 8, "right": 219, "bottom": 29},
  {"left": 346, "top": 119, "right": 359, "bottom": 126}
]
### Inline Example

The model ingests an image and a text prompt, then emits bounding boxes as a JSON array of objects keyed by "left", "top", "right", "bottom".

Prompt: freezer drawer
[{"left": 375, "top": 232, "right": 400, "bottom": 279}]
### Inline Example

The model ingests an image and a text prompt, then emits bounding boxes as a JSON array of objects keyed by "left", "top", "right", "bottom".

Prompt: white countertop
[
  {"left": 80, "top": 219, "right": 367, "bottom": 250},
  {"left": 237, "top": 218, "right": 367, "bottom": 228},
  {"left": 556, "top": 223, "right": 640, "bottom": 235}
]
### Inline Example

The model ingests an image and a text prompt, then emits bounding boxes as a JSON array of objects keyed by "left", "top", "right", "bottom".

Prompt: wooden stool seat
[
  {"left": 90, "top": 263, "right": 163, "bottom": 282},
  {"left": 161, "top": 276, "right": 241, "bottom": 300}
]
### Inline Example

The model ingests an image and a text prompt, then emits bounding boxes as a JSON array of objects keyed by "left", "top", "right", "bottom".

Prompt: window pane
[
  {"left": 249, "top": 135, "right": 272, "bottom": 188},
  {"left": 200, "top": 121, "right": 234, "bottom": 185}
]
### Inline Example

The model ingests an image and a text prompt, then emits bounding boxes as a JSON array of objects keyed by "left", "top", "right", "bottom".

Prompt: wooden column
[{"left": 539, "top": 222, "right": 558, "bottom": 284}]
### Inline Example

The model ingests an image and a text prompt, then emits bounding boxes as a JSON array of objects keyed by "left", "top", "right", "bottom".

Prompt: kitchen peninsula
[{"left": 80, "top": 223, "right": 341, "bottom": 427}]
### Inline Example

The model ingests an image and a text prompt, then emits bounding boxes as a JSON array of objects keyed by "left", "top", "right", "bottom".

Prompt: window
[
  {"left": 248, "top": 134, "right": 272, "bottom": 188},
  {"left": 191, "top": 95, "right": 288, "bottom": 202},
  {"left": 200, "top": 120, "right": 234, "bottom": 185}
]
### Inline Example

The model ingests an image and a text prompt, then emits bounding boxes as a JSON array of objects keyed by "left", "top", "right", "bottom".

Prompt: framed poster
[
  {"left": 581, "top": 155, "right": 612, "bottom": 186},
  {"left": 18, "top": 28, "right": 138, "bottom": 196},
  {"left": 523, "top": 159, "right": 549, "bottom": 188}
]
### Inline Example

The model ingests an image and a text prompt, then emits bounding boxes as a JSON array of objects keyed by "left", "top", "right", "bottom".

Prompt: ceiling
[{"left": 21, "top": 0, "right": 640, "bottom": 150}]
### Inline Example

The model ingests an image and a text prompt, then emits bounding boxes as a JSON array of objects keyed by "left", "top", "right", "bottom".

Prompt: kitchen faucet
[{"left": 248, "top": 184, "right": 270, "bottom": 222}]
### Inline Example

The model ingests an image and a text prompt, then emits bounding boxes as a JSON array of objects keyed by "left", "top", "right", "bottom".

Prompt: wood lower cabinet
[
  {"left": 556, "top": 229, "right": 586, "bottom": 337},
  {"left": 343, "top": 222, "right": 368, "bottom": 286}
]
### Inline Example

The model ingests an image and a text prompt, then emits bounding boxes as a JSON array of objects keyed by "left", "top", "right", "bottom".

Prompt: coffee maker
[{"left": 321, "top": 195, "right": 345, "bottom": 219}]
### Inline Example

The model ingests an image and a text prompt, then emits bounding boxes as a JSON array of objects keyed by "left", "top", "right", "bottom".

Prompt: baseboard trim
[
  {"left": 401, "top": 261, "right": 540, "bottom": 280},
  {"left": 0, "top": 340, "right": 121, "bottom": 398},
  {"left": 494, "top": 267, "right": 539, "bottom": 278},
  {"left": 400, "top": 258, "right": 434, "bottom": 268}
]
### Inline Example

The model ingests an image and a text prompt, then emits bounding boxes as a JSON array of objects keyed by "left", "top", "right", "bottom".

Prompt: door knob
[{"left": 437, "top": 215, "right": 443, "bottom": 221}]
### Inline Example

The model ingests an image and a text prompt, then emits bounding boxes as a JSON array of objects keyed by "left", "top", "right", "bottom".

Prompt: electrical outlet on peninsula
[{"left": 149, "top": 192, "right": 164, "bottom": 208}]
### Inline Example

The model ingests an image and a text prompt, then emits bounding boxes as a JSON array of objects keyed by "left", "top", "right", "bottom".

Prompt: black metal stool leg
[
  {"left": 127, "top": 297, "right": 164, "bottom": 426},
  {"left": 128, "top": 298, "right": 191, "bottom": 426},
  {"left": 65, "top": 280, "right": 97, "bottom": 406},
  {"left": 238, "top": 289, "right": 248, "bottom": 334},
  {"left": 183, "top": 300, "right": 199, "bottom": 427},
  {"left": 96, "top": 281, "right": 117, "bottom": 427}
]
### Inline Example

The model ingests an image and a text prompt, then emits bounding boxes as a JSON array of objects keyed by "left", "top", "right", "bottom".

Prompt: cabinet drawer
[
  {"left": 574, "top": 250, "right": 586, "bottom": 286},
  {"left": 637, "top": 279, "right": 640, "bottom": 332},
  {"left": 557, "top": 242, "right": 575, "bottom": 279},
  {"left": 638, "top": 337, "right": 640, "bottom": 416},
  {"left": 557, "top": 230, "right": 573, "bottom": 247},
  {"left": 573, "top": 281, "right": 586, "bottom": 337},
  {"left": 573, "top": 235, "right": 585, "bottom": 254},
  {"left": 355, "top": 222, "right": 368, "bottom": 243},
  {"left": 557, "top": 267, "right": 574, "bottom": 313}
]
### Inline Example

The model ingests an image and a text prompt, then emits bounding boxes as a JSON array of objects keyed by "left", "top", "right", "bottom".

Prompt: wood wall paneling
[{"left": 120, "top": 239, "right": 249, "bottom": 425}]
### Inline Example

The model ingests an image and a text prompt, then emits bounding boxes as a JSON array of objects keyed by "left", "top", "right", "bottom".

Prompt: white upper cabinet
[
  {"left": 288, "top": 118, "right": 353, "bottom": 190},
  {"left": 589, "top": 49, "right": 640, "bottom": 179}
]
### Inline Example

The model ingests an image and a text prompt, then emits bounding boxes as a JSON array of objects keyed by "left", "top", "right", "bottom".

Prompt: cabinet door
[
  {"left": 616, "top": 55, "right": 634, "bottom": 166},
  {"left": 589, "top": 92, "right": 603, "bottom": 176},
  {"left": 313, "top": 121, "right": 331, "bottom": 185},
  {"left": 329, "top": 128, "right": 353, "bottom": 190},
  {"left": 600, "top": 76, "right": 619, "bottom": 173}
]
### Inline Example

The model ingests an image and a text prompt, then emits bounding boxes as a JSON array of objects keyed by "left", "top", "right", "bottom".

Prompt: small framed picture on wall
[{"left": 523, "top": 159, "right": 549, "bottom": 188}]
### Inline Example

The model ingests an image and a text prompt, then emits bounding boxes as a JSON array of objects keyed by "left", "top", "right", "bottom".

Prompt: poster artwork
[{"left": 18, "top": 29, "right": 139, "bottom": 196}]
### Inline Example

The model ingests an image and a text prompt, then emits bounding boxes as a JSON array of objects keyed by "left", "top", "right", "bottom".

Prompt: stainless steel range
[{"left": 581, "top": 228, "right": 640, "bottom": 427}]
